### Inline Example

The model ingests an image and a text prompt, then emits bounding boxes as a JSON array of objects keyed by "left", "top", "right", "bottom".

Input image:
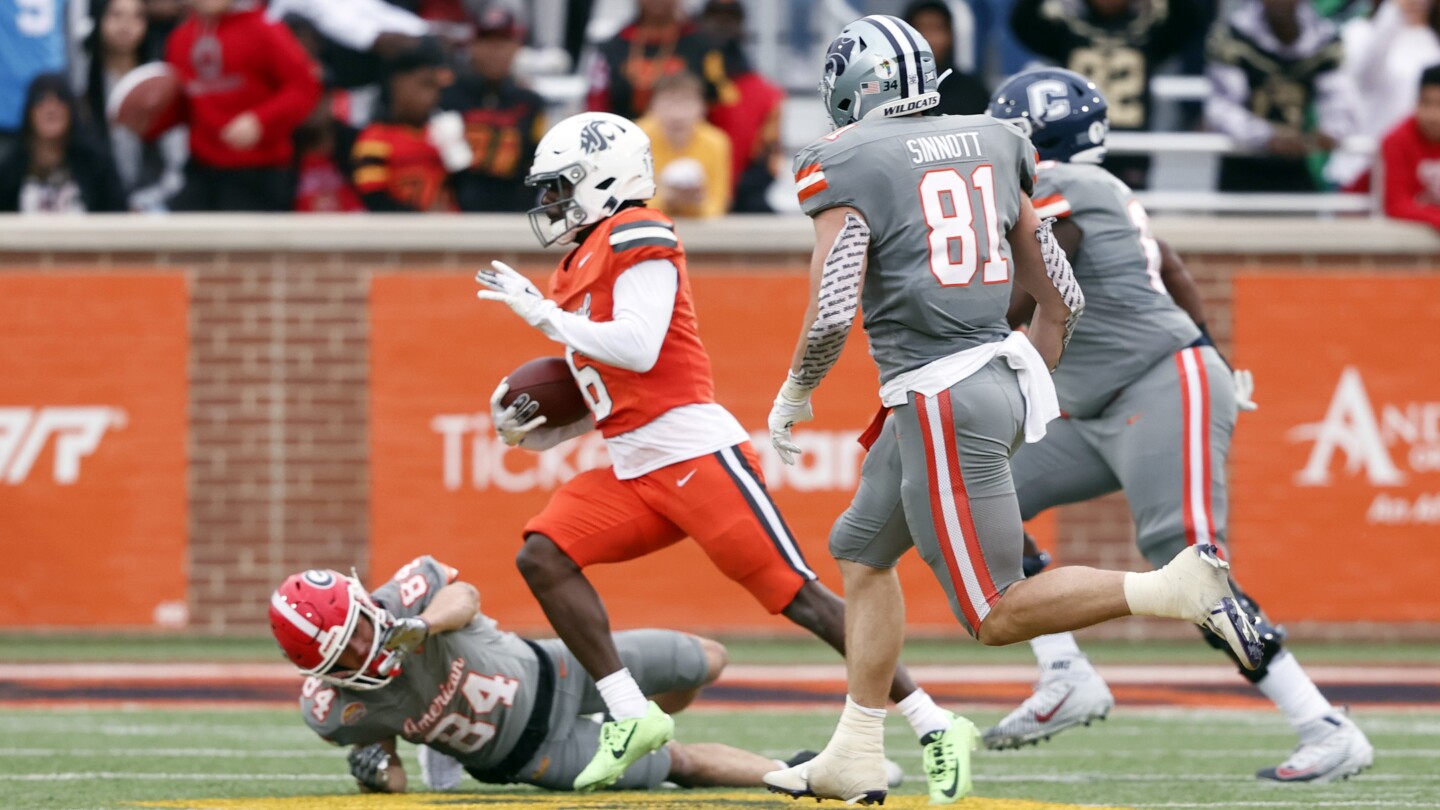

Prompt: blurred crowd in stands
[{"left": 0, "top": 0, "right": 1437, "bottom": 230}]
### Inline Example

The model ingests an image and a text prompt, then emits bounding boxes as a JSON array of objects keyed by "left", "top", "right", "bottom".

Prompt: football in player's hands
[{"left": 501, "top": 357, "right": 589, "bottom": 427}]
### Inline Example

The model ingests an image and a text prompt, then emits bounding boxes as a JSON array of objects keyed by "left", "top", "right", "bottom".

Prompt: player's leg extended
[
  {"left": 1125, "top": 347, "right": 1372, "bottom": 782},
  {"left": 517, "top": 468, "right": 685, "bottom": 790},
  {"left": 770, "top": 431, "right": 939, "bottom": 710},
  {"left": 567, "top": 629, "right": 722, "bottom": 717},
  {"left": 659, "top": 440, "right": 969, "bottom": 733},
  {"left": 527, "top": 630, "right": 772, "bottom": 791},
  {"left": 985, "top": 418, "right": 1120, "bottom": 749},
  {"left": 763, "top": 424, "right": 919, "bottom": 805},
  {"left": 906, "top": 363, "right": 1260, "bottom": 663}
]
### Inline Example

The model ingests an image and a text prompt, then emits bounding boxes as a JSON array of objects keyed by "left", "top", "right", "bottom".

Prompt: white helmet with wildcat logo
[{"left": 525, "top": 112, "right": 656, "bottom": 247}]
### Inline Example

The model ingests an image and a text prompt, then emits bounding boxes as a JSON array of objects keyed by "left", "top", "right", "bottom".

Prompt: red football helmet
[{"left": 269, "top": 569, "right": 402, "bottom": 690}]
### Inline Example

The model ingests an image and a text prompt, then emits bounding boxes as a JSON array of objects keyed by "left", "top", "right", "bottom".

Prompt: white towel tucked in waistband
[{"left": 878, "top": 331, "right": 1060, "bottom": 443}]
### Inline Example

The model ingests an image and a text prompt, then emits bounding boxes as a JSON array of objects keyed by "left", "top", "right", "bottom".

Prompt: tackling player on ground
[
  {"left": 269, "top": 556, "right": 824, "bottom": 793},
  {"left": 761, "top": 16, "right": 1264, "bottom": 805},
  {"left": 981, "top": 68, "right": 1373, "bottom": 783},
  {"left": 472, "top": 110, "right": 962, "bottom": 795}
]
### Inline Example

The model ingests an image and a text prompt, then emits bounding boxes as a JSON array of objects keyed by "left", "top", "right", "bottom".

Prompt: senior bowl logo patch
[
  {"left": 302, "top": 570, "right": 335, "bottom": 587},
  {"left": 341, "top": 702, "right": 368, "bottom": 726}
]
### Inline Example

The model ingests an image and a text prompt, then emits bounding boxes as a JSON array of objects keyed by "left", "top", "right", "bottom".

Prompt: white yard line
[
  {"left": 898, "top": 773, "right": 1439, "bottom": 784},
  {"left": 0, "top": 773, "right": 350, "bottom": 782},
  {"left": 1123, "top": 795, "right": 1440, "bottom": 801},
  {"left": 0, "top": 748, "right": 336, "bottom": 757}
]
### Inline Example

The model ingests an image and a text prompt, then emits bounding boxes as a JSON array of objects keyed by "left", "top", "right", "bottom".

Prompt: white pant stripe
[
  {"left": 718, "top": 446, "right": 817, "bottom": 579},
  {"left": 921, "top": 396, "right": 991, "bottom": 624},
  {"left": 1180, "top": 348, "right": 1212, "bottom": 545}
]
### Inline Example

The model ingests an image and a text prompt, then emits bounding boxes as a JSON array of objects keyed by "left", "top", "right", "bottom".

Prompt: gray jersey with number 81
[
  {"left": 1030, "top": 161, "right": 1199, "bottom": 418},
  {"left": 794, "top": 114, "right": 1038, "bottom": 384}
]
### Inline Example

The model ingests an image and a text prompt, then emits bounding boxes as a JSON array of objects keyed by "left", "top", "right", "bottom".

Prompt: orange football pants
[{"left": 523, "top": 442, "right": 817, "bottom": 613}]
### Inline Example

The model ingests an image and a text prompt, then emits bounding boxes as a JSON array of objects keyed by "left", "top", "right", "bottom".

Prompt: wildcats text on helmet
[{"left": 876, "top": 94, "right": 940, "bottom": 119}]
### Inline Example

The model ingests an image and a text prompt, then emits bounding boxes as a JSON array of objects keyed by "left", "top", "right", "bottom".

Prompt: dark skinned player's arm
[
  {"left": 1008, "top": 216, "right": 1082, "bottom": 330},
  {"left": 1156, "top": 238, "right": 1208, "bottom": 327}
]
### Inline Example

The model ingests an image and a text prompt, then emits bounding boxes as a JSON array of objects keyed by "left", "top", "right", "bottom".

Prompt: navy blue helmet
[{"left": 988, "top": 68, "right": 1109, "bottom": 163}]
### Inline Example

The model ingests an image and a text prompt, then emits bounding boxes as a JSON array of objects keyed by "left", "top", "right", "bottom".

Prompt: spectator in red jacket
[
  {"left": 351, "top": 38, "right": 470, "bottom": 212},
  {"left": 159, "top": 0, "right": 321, "bottom": 211},
  {"left": 1382, "top": 64, "right": 1440, "bottom": 230},
  {"left": 697, "top": 0, "right": 783, "bottom": 212}
]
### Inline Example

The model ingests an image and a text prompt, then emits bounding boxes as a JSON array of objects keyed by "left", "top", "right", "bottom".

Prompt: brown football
[
  {"left": 501, "top": 357, "right": 589, "bottom": 427},
  {"left": 107, "top": 63, "right": 181, "bottom": 136}
]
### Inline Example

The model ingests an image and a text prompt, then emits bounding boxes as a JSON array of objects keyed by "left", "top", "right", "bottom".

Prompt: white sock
[
  {"left": 1030, "top": 633, "right": 1084, "bottom": 667},
  {"left": 1124, "top": 568, "right": 1184, "bottom": 619},
  {"left": 595, "top": 668, "right": 649, "bottom": 721},
  {"left": 1255, "top": 651, "right": 1334, "bottom": 737},
  {"left": 821, "top": 696, "right": 886, "bottom": 757},
  {"left": 896, "top": 688, "right": 951, "bottom": 739},
  {"left": 846, "top": 695, "right": 887, "bottom": 719}
]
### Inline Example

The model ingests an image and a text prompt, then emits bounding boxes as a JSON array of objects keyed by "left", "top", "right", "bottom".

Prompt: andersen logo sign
[{"left": 1289, "top": 367, "right": 1440, "bottom": 525}]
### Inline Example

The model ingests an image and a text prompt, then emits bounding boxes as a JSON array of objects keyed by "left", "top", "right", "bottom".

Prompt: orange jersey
[{"left": 548, "top": 207, "right": 715, "bottom": 437}]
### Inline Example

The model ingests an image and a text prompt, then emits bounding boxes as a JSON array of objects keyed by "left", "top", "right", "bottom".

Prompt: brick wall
[{"left": 3, "top": 246, "right": 1436, "bottom": 635}]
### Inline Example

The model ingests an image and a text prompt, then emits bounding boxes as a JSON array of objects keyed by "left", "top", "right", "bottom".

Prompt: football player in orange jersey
[{"left": 474, "top": 112, "right": 955, "bottom": 794}]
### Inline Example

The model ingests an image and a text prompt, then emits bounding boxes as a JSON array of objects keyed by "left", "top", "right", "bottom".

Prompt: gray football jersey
[
  {"left": 1031, "top": 162, "right": 1200, "bottom": 418},
  {"left": 794, "top": 114, "right": 1037, "bottom": 383},
  {"left": 300, "top": 556, "right": 540, "bottom": 771}
]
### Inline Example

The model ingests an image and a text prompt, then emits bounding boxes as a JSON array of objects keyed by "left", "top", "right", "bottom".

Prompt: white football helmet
[{"left": 525, "top": 112, "right": 656, "bottom": 247}]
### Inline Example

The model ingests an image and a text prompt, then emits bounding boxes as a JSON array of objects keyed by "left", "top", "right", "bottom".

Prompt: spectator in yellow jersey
[{"left": 638, "top": 72, "right": 731, "bottom": 219}]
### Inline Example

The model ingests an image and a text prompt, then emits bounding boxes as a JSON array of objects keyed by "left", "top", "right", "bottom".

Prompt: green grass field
[
  {"left": 3, "top": 635, "right": 1435, "bottom": 810},
  {"left": 2, "top": 705, "right": 1434, "bottom": 810}
]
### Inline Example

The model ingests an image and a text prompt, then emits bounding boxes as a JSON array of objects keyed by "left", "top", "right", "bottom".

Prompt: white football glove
[
  {"left": 427, "top": 111, "right": 474, "bottom": 173},
  {"left": 1233, "top": 368, "right": 1258, "bottom": 412},
  {"left": 767, "top": 374, "right": 814, "bottom": 465},
  {"left": 489, "top": 379, "right": 548, "bottom": 446},
  {"left": 476, "top": 261, "right": 557, "bottom": 328}
]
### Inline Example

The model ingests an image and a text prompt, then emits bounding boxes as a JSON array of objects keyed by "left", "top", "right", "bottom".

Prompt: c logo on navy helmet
[
  {"left": 1026, "top": 79, "right": 1072, "bottom": 126},
  {"left": 303, "top": 570, "right": 335, "bottom": 588}
]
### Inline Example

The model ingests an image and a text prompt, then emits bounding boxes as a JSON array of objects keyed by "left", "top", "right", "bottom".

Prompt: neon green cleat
[
  {"left": 572, "top": 700, "right": 675, "bottom": 792},
  {"left": 920, "top": 713, "right": 979, "bottom": 804}
]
